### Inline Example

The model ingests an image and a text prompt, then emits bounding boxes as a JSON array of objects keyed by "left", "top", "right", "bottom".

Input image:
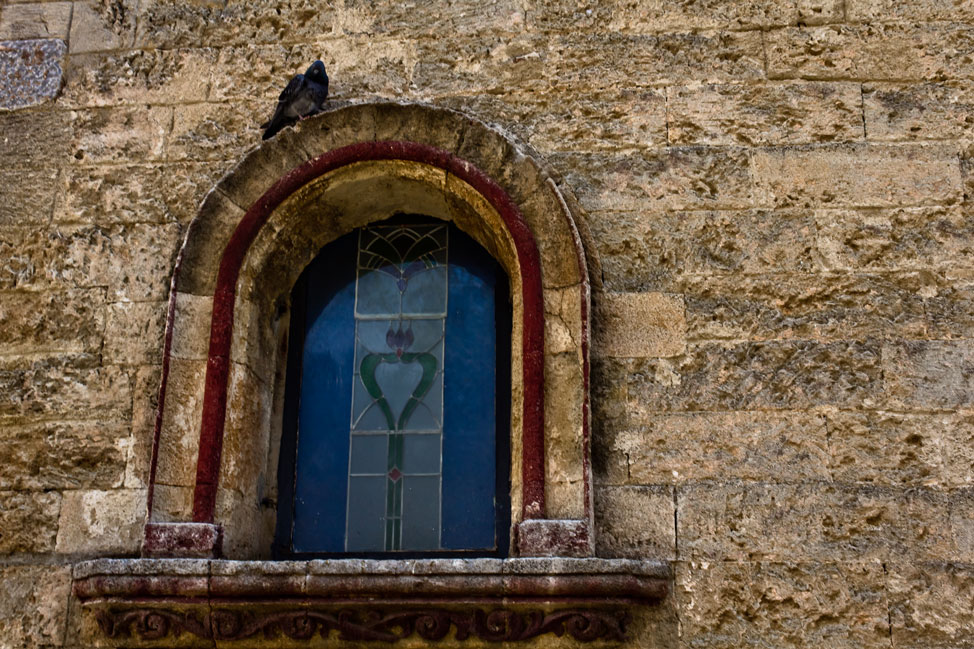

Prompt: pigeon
[{"left": 260, "top": 60, "right": 329, "bottom": 140}]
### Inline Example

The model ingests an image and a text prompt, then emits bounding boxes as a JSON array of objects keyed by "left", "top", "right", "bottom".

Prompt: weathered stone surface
[
  {"left": 125, "top": 365, "right": 159, "bottom": 489},
  {"left": 55, "top": 488, "right": 146, "bottom": 554},
  {"left": 0, "top": 490, "right": 60, "bottom": 554},
  {"left": 0, "top": 564, "right": 70, "bottom": 647},
  {"left": 0, "top": 288, "right": 105, "bottom": 356},
  {"left": 882, "top": 340, "right": 974, "bottom": 410},
  {"left": 887, "top": 561, "right": 974, "bottom": 648},
  {"left": 767, "top": 23, "right": 974, "bottom": 81},
  {"left": 594, "top": 292, "right": 686, "bottom": 358},
  {"left": 0, "top": 167, "right": 59, "bottom": 224},
  {"left": 525, "top": 0, "right": 804, "bottom": 32},
  {"left": 102, "top": 301, "right": 167, "bottom": 366},
  {"left": 546, "top": 31, "right": 766, "bottom": 88},
  {"left": 676, "top": 561, "right": 889, "bottom": 649},
  {"left": 0, "top": 421, "right": 128, "bottom": 490},
  {"left": 61, "top": 48, "right": 214, "bottom": 108},
  {"left": 3, "top": 223, "right": 181, "bottom": 299},
  {"left": 54, "top": 162, "right": 227, "bottom": 225},
  {"left": 627, "top": 341, "right": 883, "bottom": 413},
  {"left": 681, "top": 273, "right": 936, "bottom": 342},
  {"left": 553, "top": 148, "right": 758, "bottom": 214},
  {"left": 753, "top": 143, "right": 962, "bottom": 208},
  {"left": 154, "top": 358, "right": 206, "bottom": 488},
  {"left": 0, "top": 38, "right": 66, "bottom": 110},
  {"left": 596, "top": 411, "right": 831, "bottom": 486},
  {"left": 69, "top": 106, "right": 170, "bottom": 165},
  {"left": 941, "top": 411, "right": 974, "bottom": 489},
  {"left": 814, "top": 206, "right": 974, "bottom": 272},
  {"left": 0, "top": 354, "right": 131, "bottom": 422},
  {"left": 668, "top": 82, "right": 863, "bottom": 146},
  {"left": 678, "top": 483, "right": 955, "bottom": 561},
  {"left": 594, "top": 486, "right": 675, "bottom": 559},
  {"left": 864, "top": 82, "right": 974, "bottom": 142},
  {"left": 591, "top": 209, "right": 818, "bottom": 292},
  {"left": 0, "top": 3, "right": 71, "bottom": 40},
  {"left": 168, "top": 100, "right": 263, "bottom": 162},
  {"left": 826, "top": 410, "right": 946, "bottom": 488},
  {"left": 0, "top": 108, "right": 70, "bottom": 168},
  {"left": 68, "top": 0, "right": 138, "bottom": 53},
  {"left": 848, "top": 0, "right": 974, "bottom": 22},
  {"left": 346, "top": 0, "right": 523, "bottom": 38}
]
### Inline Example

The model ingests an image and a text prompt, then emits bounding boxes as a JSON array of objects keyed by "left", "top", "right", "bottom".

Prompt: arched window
[{"left": 274, "top": 215, "right": 511, "bottom": 557}]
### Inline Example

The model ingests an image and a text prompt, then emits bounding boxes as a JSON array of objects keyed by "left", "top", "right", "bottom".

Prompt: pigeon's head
[{"left": 305, "top": 60, "right": 327, "bottom": 81}]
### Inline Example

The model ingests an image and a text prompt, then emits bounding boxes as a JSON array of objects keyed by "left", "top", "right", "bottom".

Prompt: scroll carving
[{"left": 95, "top": 606, "right": 631, "bottom": 643}]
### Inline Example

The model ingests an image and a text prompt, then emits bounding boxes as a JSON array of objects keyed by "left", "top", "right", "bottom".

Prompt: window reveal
[{"left": 277, "top": 217, "right": 510, "bottom": 557}]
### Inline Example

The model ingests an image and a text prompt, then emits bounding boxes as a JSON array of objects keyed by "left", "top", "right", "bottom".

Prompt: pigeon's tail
[{"left": 261, "top": 116, "right": 293, "bottom": 141}]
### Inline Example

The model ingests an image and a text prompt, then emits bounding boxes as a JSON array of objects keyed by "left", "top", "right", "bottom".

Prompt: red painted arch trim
[{"left": 188, "top": 141, "right": 546, "bottom": 523}]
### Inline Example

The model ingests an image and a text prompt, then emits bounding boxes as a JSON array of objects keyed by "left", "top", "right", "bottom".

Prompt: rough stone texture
[
  {"left": 0, "top": 1, "right": 972, "bottom": 648},
  {"left": 54, "top": 488, "right": 146, "bottom": 555},
  {"left": 594, "top": 292, "right": 686, "bottom": 358},
  {"left": 0, "top": 564, "right": 71, "bottom": 648}
]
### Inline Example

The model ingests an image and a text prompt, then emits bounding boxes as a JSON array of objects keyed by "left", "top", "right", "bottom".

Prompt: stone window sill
[{"left": 73, "top": 557, "right": 669, "bottom": 645}]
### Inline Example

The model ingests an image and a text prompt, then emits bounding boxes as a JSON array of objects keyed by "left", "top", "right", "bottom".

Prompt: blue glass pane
[
  {"left": 401, "top": 265, "right": 447, "bottom": 315},
  {"left": 350, "top": 434, "right": 388, "bottom": 474},
  {"left": 400, "top": 475, "right": 440, "bottom": 550},
  {"left": 401, "top": 433, "right": 441, "bottom": 474},
  {"left": 346, "top": 475, "right": 387, "bottom": 551},
  {"left": 355, "top": 270, "right": 400, "bottom": 316}
]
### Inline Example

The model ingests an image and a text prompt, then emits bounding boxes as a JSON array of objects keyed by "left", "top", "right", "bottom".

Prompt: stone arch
[{"left": 144, "top": 102, "right": 600, "bottom": 559}]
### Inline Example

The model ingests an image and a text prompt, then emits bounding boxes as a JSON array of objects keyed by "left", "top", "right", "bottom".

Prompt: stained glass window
[{"left": 274, "top": 216, "right": 510, "bottom": 557}]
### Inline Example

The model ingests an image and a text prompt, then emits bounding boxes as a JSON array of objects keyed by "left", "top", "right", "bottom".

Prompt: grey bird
[{"left": 260, "top": 60, "right": 329, "bottom": 140}]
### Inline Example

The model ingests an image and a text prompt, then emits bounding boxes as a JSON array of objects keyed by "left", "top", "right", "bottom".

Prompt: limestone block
[
  {"left": 547, "top": 31, "right": 765, "bottom": 88},
  {"left": 797, "top": 0, "right": 845, "bottom": 24},
  {"left": 0, "top": 490, "right": 60, "bottom": 554},
  {"left": 149, "top": 483, "right": 194, "bottom": 522},
  {"left": 594, "top": 292, "right": 685, "bottom": 359},
  {"left": 552, "top": 148, "right": 758, "bottom": 214},
  {"left": 882, "top": 340, "right": 974, "bottom": 410},
  {"left": 544, "top": 287, "right": 583, "bottom": 356},
  {"left": 887, "top": 562, "right": 974, "bottom": 648},
  {"left": 678, "top": 483, "right": 955, "bottom": 561},
  {"left": 102, "top": 301, "right": 167, "bottom": 366},
  {"left": 220, "top": 362, "right": 272, "bottom": 502},
  {"left": 69, "top": 0, "right": 138, "bottom": 53},
  {"left": 864, "top": 82, "right": 974, "bottom": 142},
  {"left": 594, "top": 486, "right": 675, "bottom": 559},
  {"left": 767, "top": 23, "right": 974, "bottom": 81},
  {"left": 125, "top": 365, "right": 160, "bottom": 489},
  {"left": 598, "top": 411, "right": 830, "bottom": 485},
  {"left": 174, "top": 189, "right": 246, "bottom": 297},
  {"left": 154, "top": 358, "right": 206, "bottom": 488},
  {"left": 0, "top": 288, "right": 105, "bottom": 356},
  {"left": 0, "top": 354, "right": 132, "bottom": 422},
  {"left": 54, "top": 162, "right": 226, "bottom": 225},
  {"left": 61, "top": 48, "right": 214, "bottom": 108},
  {"left": 949, "top": 489, "right": 974, "bottom": 562},
  {"left": 133, "top": 0, "right": 220, "bottom": 48},
  {"left": 941, "top": 411, "right": 974, "bottom": 489},
  {"left": 0, "top": 564, "right": 70, "bottom": 647},
  {"left": 676, "top": 561, "right": 889, "bottom": 649},
  {"left": 0, "top": 109, "right": 70, "bottom": 168},
  {"left": 412, "top": 33, "right": 547, "bottom": 97},
  {"left": 591, "top": 209, "right": 818, "bottom": 293},
  {"left": 752, "top": 143, "right": 962, "bottom": 209},
  {"left": 848, "top": 0, "right": 974, "bottom": 22},
  {"left": 0, "top": 38, "right": 66, "bottom": 110},
  {"left": 590, "top": 356, "right": 632, "bottom": 434},
  {"left": 826, "top": 410, "right": 947, "bottom": 488},
  {"left": 668, "top": 82, "right": 863, "bottom": 146},
  {"left": 681, "top": 273, "right": 934, "bottom": 342},
  {"left": 525, "top": 0, "right": 799, "bottom": 32},
  {"left": 55, "top": 488, "right": 146, "bottom": 554},
  {"left": 169, "top": 100, "right": 264, "bottom": 162},
  {"left": 813, "top": 206, "right": 974, "bottom": 272},
  {"left": 0, "top": 167, "right": 59, "bottom": 224},
  {"left": 0, "top": 421, "right": 128, "bottom": 490},
  {"left": 344, "top": 0, "right": 523, "bottom": 38},
  {"left": 626, "top": 341, "right": 883, "bottom": 413},
  {"left": 68, "top": 106, "right": 171, "bottom": 165},
  {"left": 0, "top": 3, "right": 71, "bottom": 40},
  {"left": 544, "top": 352, "right": 585, "bottom": 519},
  {"left": 169, "top": 293, "right": 214, "bottom": 362}
]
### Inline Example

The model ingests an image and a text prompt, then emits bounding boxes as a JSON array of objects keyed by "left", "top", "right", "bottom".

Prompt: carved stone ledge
[{"left": 74, "top": 558, "right": 669, "bottom": 646}]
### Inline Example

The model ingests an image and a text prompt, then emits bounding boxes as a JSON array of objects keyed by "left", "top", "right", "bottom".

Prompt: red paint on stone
[{"left": 186, "top": 141, "right": 548, "bottom": 524}]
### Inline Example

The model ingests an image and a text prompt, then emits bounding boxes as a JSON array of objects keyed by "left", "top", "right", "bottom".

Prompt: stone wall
[{"left": 1, "top": 0, "right": 973, "bottom": 647}]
